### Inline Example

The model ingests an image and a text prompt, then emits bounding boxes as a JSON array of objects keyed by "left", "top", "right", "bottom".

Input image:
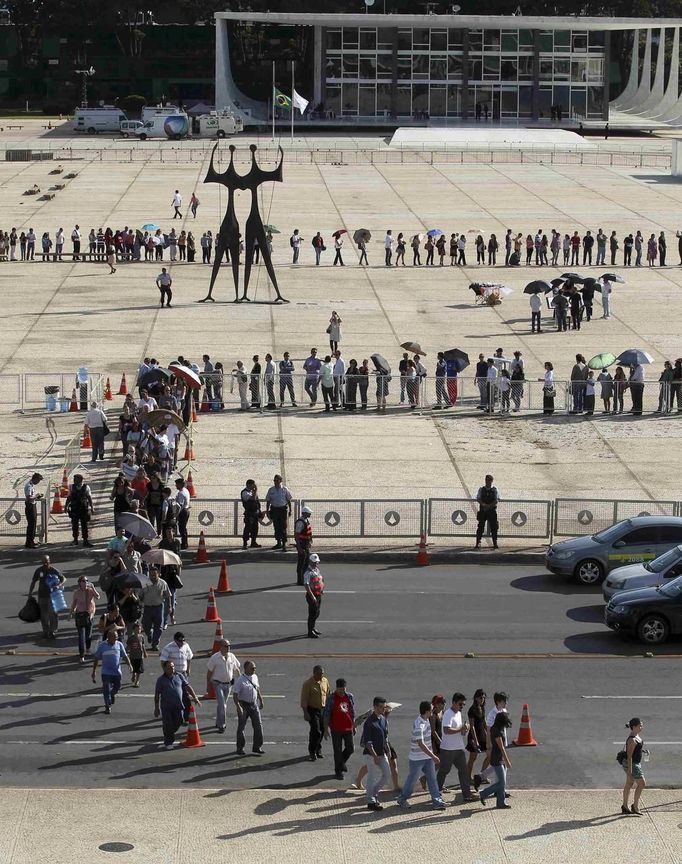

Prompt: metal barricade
[
  {"left": 0, "top": 375, "right": 22, "bottom": 406},
  {"left": 183, "top": 498, "right": 276, "bottom": 540},
  {"left": 299, "top": 499, "right": 424, "bottom": 538},
  {"left": 0, "top": 495, "right": 44, "bottom": 541},
  {"left": 428, "top": 498, "right": 552, "bottom": 539},
  {"left": 553, "top": 498, "right": 679, "bottom": 537}
]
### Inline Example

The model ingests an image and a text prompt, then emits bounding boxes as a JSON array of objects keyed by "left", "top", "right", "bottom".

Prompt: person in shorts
[{"left": 126, "top": 622, "right": 147, "bottom": 688}]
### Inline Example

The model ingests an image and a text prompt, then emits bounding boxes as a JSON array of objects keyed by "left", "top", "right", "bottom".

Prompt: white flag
[{"left": 292, "top": 89, "right": 309, "bottom": 114}]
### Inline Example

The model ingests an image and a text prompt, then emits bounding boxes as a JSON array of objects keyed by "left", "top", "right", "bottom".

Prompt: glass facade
[{"left": 324, "top": 26, "right": 606, "bottom": 120}]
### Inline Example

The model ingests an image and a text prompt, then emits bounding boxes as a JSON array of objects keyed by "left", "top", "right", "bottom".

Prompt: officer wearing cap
[
  {"left": 303, "top": 553, "right": 324, "bottom": 639},
  {"left": 294, "top": 505, "right": 313, "bottom": 585},
  {"left": 24, "top": 472, "right": 44, "bottom": 549}
]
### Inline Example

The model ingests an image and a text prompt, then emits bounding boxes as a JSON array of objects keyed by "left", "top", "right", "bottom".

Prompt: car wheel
[
  {"left": 637, "top": 614, "right": 669, "bottom": 645},
  {"left": 87, "top": 127, "right": 96, "bottom": 135},
  {"left": 139, "top": 133, "right": 147, "bottom": 141},
  {"left": 121, "top": 132, "right": 129, "bottom": 139},
  {"left": 575, "top": 558, "right": 604, "bottom": 585}
]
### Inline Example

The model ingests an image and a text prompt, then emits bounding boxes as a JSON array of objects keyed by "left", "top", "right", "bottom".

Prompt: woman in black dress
[{"left": 467, "top": 688, "right": 488, "bottom": 782}]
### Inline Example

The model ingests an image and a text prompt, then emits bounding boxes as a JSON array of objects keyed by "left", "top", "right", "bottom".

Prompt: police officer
[
  {"left": 475, "top": 474, "right": 500, "bottom": 550},
  {"left": 240, "top": 479, "right": 262, "bottom": 549},
  {"left": 303, "top": 553, "right": 324, "bottom": 639},
  {"left": 65, "top": 473, "right": 94, "bottom": 547},
  {"left": 294, "top": 505, "right": 313, "bottom": 585},
  {"left": 24, "top": 472, "right": 44, "bottom": 549},
  {"left": 156, "top": 267, "right": 173, "bottom": 308}
]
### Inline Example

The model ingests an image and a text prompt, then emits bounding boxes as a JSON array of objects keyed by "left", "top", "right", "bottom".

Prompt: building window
[
  {"left": 539, "top": 58, "right": 553, "bottom": 80},
  {"left": 500, "top": 57, "right": 518, "bottom": 81},
  {"left": 483, "top": 55, "right": 500, "bottom": 80},
  {"left": 326, "top": 56, "right": 341, "bottom": 79},
  {"left": 469, "top": 59, "right": 483, "bottom": 81},
  {"left": 501, "top": 31, "right": 518, "bottom": 52},
  {"left": 359, "top": 84, "right": 375, "bottom": 115},
  {"left": 359, "top": 57, "right": 376, "bottom": 79},
  {"left": 571, "top": 58, "right": 587, "bottom": 82},
  {"left": 398, "top": 29, "right": 412, "bottom": 51},
  {"left": 377, "top": 53, "right": 393, "bottom": 79},
  {"left": 448, "top": 28, "right": 463, "bottom": 49},
  {"left": 430, "top": 86, "right": 446, "bottom": 115},
  {"left": 343, "top": 55, "right": 358, "bottom": 77},
  {"left": 518, "top": 29, "right": 534, "bottom": 49},
  {"left": 431, "top": 29, "right": 447, "bottom": 51},
  {"left": 430, "top": 56, "right": 447, "bottom": 81},
  {"left": 447, "top": 84, "right": 461, "bottom": 115},
  {"left": 327, "top": 30, "right": 342, "bottom": 51},
  {"left": 377, "top": 82, "right": 391, "bottom": 114},
  {"left": 342, "top": 27, "right": 359, "bottom": 49},
  {"left": 572, "top": 32, "right": 587, "bottom": 53},
  {"left": 397, "top": 57, "right": 411, "bottom": 79},
  {"left": 587, "top": 57, "right": 604, "bottom": 81},
  {"left": 448, "top": 55, "right": 463, "bottom": 79},
  {"left": 412, "top": 28, "right": 429, "bottom": 48},
  {"left": 554, "top": 58, "right": 570, "bottom": 80},
  {"left": 412, "top": 53, "right": 429, "bottom": 78},
  {"left": 396, "top": 85, "right": 411, "bottom": 115},
  {"left": 469, "top": 29, "right": 483, "bottom": 52},
  {"left": 412, "top": 82, "right": 428, "bottom": 113},
  {"left": 360, "top": 28, "right": 376, "bottom": 51},
  {"left": 484, "top": 29, "right": 500, "bottom": 50},
  {"left": 518, "top": 55, "right": 533, "bottom": 81},
  {"left": 378, "top": 28, "right": 394, "bottom": 50},
  {"left": 326, "top": 84, "right": 341, "bottom": 114},
  {"left": 554, "top": 30, "right": 570, "bottom": 51}
]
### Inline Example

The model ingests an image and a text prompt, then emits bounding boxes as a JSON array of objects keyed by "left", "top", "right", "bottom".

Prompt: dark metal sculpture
[{"left": 198, "top": 143, "right": 287, "bottom": 304}]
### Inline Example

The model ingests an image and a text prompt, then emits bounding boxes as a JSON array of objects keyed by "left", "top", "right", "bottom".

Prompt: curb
[{"left": 186, "top": 549, "right": 547, "bottom": 567}]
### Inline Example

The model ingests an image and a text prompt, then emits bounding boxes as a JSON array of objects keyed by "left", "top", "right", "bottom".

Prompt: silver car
[
  {"left": 603, "top": 545, "right": 682, "bottom": 601},
  {"left": 545, "top": 516, "right": 682, "bottom": 585}
]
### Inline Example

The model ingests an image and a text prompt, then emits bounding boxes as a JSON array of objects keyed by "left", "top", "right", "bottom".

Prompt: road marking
[
  {"left": 6, "top": 740, "right": 295, "bottom": 747},
  {"left": 584, "top": 695, "right": 682, "bottom": 699},
  {"left": 262, "top": 590, "right": 357, "bottom": 594},
  {"left": 612, "top": 741, "right": 682, "bottom": 745},
  {"left": 0, "top": 692, "right": 286, "bottom": 699},
  {"left": 218, "top": 620, "right": 374, "bottom": 624}
]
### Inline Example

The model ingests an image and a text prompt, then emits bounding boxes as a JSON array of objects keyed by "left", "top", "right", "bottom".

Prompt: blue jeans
[
  {"left": 365, "top": 754, "right": 391, "bottom": 803},
  {"left": 76, "top": 618, "right": 93, "bottom": 657},
  {"left": 398, "top": 758, "right": 444, "bottom": 806},
  {"left": 142, "top": 604, "right": 163, "bottom": 648},
  {"left": 213, "top": 681, "right": 232, "bottom": 729},
  {"left": 102, "top": 673, "right": 121, "bottom": 707},
  {"left": 481, "top": 763, "right": 507, "bottom": 807}
]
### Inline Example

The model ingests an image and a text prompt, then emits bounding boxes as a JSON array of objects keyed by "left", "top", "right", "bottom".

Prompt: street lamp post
[{"left": 74, "top": 66, "right": 95, "bottom": 108}]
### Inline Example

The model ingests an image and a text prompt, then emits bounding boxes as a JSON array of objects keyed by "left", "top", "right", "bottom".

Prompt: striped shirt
[{"left": 408, "top": 715, "right": 433, "bottom": 761}]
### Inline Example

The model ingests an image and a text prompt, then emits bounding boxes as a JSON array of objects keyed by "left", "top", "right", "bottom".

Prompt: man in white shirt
[
  {"left": 71, "top": 224, "right": 81, "bottom": 261},
  {"left": 156, "top": 267, "right": 173, "bottom": 308},
  {"left": 174, "top": 477, "right": 190, "bottom": 548},
  {"left": 486, "top": 359, "right": 498, "bottom": 414},
  {"left": 529, "top": 293, "right": 542, "bottom": 333},
  {"left": 55, "top": 227, "right": 64, "bottom": 261},
  {"left": 601, "top": 278, "right": 612, "bottom": 319},
  {"left": 137, "top": 389, "right": 158, "bottom": 415},
  {"left": 159, "top": 631, "right": 193, "bottom": 676},
  {"left": 333, "top": 350, "right": 345, "bottom": 409},
  {"left": 86, "top": 400, "right": 107, "bottom": 461},
  {"left": 384, "top": 230, "right": 394, "bottom": 266},
  {"left": 291, "top": 229, "right": 302, "bottom": 264},
  {"left": 24, "top": 471, "right": 44, "bottom": 548},
  {"left": 436, "top": 692, "right": 476, "bottom": 801},
  {"left": 233, "top": 660, "right": 264, "bottom": 755},
  {"left": 206, "top": 638, "right": 241, "bottom": 733},
  {"left": 397, "top": 701, "right": 446, "bottom": 810},
  {"left": 456, "top": 234, "right": 466, "bottom": 264},
  {"left": 265, "top": 474, "right": 292, "bottom": 550},
  {"left": 172, "top": 190, "right": 183, "bottom": 219}
]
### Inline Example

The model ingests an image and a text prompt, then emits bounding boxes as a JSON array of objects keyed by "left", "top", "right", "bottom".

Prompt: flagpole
[
  {"left": 291, "top": 60, "right": 294, "bottom": 143},
  {"left": 272, "top": 60, "right": 276, "bottom": 142}
]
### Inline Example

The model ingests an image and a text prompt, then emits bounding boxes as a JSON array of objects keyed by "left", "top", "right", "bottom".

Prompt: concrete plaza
[{"left": 1, "top": 123, "right": 682, "bottom": 518}]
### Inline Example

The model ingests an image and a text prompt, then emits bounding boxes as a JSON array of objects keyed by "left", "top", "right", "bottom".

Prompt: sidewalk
[{"left": 3, "top": 788, "right": 681, "bottom": 863}]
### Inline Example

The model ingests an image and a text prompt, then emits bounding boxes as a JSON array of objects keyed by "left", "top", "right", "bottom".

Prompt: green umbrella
[
  {"left": 264, "top": 224, "right": 280, "bottom": 234},
  {"left": 587, "top": 352, "right": 617, "bottom": 370}
]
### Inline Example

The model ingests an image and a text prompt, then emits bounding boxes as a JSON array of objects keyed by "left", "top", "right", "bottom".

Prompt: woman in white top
[
  {"left": 328, "top": 311, "right": 342, "bottom": 353},
  {"left": 541, "top": 361, "right": 554, "bottom": 415}
]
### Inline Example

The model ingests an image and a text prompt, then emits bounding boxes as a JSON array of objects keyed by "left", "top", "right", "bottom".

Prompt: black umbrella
[
  {"left": 550, "top": 277, "right": 565, "bottom": 287},
  {"left": 112, "top": 571, "right": 144, "bottom": 589},
  {"left": 524, "top": 279, "right": 552, "bottom": 295},
  {"left": 138, "top": 367, "right": 171, "bottom": 389},
  {"left": 370, "top": 353, "right": 391, "bottom": 375},
  {"left": 443, "top": 348, "right": 470, "bottom": 371},
  {"left": 561, "top": 272, "right": 582, "bottom": 280},
  {"left": 600, "top": 273, "right": 625, "bottom": 283}
]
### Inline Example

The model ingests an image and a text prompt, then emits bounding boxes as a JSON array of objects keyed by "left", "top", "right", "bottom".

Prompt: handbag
[
  {"left": 74, "top": 610, "right": 91, "bottom": 628},
  {"left": 325, "top": 325, "right": 332, "bottom": 334},
  {"left": 18, "top": 595, "right": 40, "bottom": 623},
  {"left": 544, "top": 386, "right": 556, "bottom": 399},
  {"left": 102, "top": 421, "right": 111, "bottom": 437}
]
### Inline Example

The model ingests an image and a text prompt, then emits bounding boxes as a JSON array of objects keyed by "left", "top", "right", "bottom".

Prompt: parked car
[
  {"left": 604, "top": 575, "right": 682, "bottom": 644},
  {"left": 545, "top": 516, "right": 682, "bottom": 585},
  {"left": 603, "top": 545, "right": 682, "bottom": 601}
]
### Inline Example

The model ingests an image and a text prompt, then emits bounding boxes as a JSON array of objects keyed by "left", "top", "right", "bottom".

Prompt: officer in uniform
[
  {"left": 240, "top": 479, "right": 262, "bottom": 549},
  {"left": 65, "top": 473, "right": 94, "bottom": 547},
  {"left": 303, "top": 553, "right": 324, "bottom": 639},
  {"left": 294, "top": 505, "right": 313, "bottom": 585},
  {"left": 24, "top": 472, "right": 44, "bottom": 549},
  {"left": 475, "top": 474, "right": 500, "bottom": 550}
]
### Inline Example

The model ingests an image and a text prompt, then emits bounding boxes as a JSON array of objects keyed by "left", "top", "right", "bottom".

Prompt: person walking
[
  {"left": 290, "top": 228, "right": 303, "bottom": 263},
  {"left": 384, "top": 230, "right": 393, "bottom": 265},
  {"left": 479, "top": 712, "right": 513, "bottom": 809},
  {"left": 126, "top": 622, "right": 147, "bottom": 686},
  {"left": 207, "top": 638, "right": 241, "bottom": 733},
  {"left": 172, "top": 190, "right": 183, "bottom": 219},
  {"left": 621, "top": 717, "right": 647, "bottom": 815},
  {"left": 361, "top": 697, "right": 392, "bottom": 811},
  {"left": 475, "top": 475, "right": 499, "bottom": 550},
  {"left": 294, "top": 505, "right": 313, "bottom": 585},
  {"left": 70, "top": 575, "right": 99, "bottom": 663},
  {"left": 139, "top": 568, "right": 170, "bottom": 651},
  {"left": 324, "top": 678, "right": 356, "bottom": 779},
  {"left": 328, "top": 311, "right": 342, "bottom": 353},
  {"left": 156, "top": 267, "right": 173, "bottom": 308},
  {"left": 437, "top": 692, "right": 477, "bottom": 802},
  {"left": 466, "top": 688, "right": 488, "bottom": 783},
  {"left": 332, "top": 233, "right": 344, "bottom": 266},
  {"left": 159, "top": 630, "right": 193, "bottom": 690},
  {"left": 265, "top": 474, "right": 292, "bottom": 551},
  {"left": 312, "top": 231, "right": 325, "bottom": 266},
  {"left": 301, "top": 665, "right": 330, "bottom": 761},
  {"left": 279, "top": 352, "right": 296, "bottom": 407},
  {"left": 65, "top": 473, "right": 94, "bottom": 547},
  {"left": 92, "top": 628, "right": 132, "bottom": 715},
  {"left": 154, "top": 660, "right": 201, "bottom": 749},
  {"left": 174, "top": 477, "right": 190, "bottom": 550},
  {"left": 29, "top": 555, "right": 65, "bottom": 640},
  {"left": 396, "top": 232, "right": 406, "bottom": 266},
  {"left": 303, "top": 552, "right": 324, "bottom": 638},
  {"left": 233, "top": 660, "right": 265, "bottom": 755},
  {"left": 23, "top": 471, "right": 44, "bottom": 549},
  {"left": 397, "top": 701, "right": 447, "bottom": 811},
  {"left": 189, "top": 192, "right": 199, "bottom": 218},
  {"left": 86, "top": 400, "right": 107, "bottom": 463}
]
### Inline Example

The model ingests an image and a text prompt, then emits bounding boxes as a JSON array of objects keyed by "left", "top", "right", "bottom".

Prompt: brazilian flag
[{"left": 275, "top": 88, "right": 291, "bottom": 109}]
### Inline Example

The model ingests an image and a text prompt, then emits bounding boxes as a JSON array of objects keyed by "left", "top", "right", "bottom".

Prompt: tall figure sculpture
[{"left": 199, "top": 144, "right": 242, "bottom": 302}]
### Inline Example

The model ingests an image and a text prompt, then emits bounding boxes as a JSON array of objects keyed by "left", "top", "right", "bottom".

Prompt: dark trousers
[
  {"left": 304, "top": 379, "right": 318, "bottom": 404},
  {"left": 73, "top": 240, "right": 81, "bottom": 261},
  {"left": 90, "top": 426, "right": 105, "bottom": 460},
  {"left": 159, "top": 287, "right": 172, "bottom": 307},
  {"left": 76, "top": 617, "right": 93, "bottom": 657},
  {"left": 385, "top": 248, "right": 392, "bottom": 265},
  {"left": 306, "top": 594, "right": 321, "bottom": 635},
  {"left": 142, "top": 604, "right": 163, "bottom": 648},
  {"left": 531, "top": 311, "right": 541, "bottom": 332},
  {"left": 243, "top": 514, "right": 259, "bottom": 546},
  {"left": 270, "top": 507, "right": 288, "bottom": 545},
  {"left": 177, "top": 509, "right": 189, "bottom": 549},
  {"left": 331, "top": 730, "right": 354, "bottom": 774},
  {"left": 71, "top": 513, "right": 89, "bottom": 542},
  {"left": 25, "top": 501, "right": 37, "bottom": 545},
  {"left": 630, "top": 382, "right": 644, "bottom": 414},
  {"left": 161, "top": 706, "right": 184, "bottom": 745},
  {"left": 296, "top": 543, "right": 309, "bottom": 584},
  {"left": 306, "top": 707, "right": 324, "bottom": 756},
  {"left": 476, "top": 509, "right": 498, "bottom": 545},
  {"left": 280, "top": 379, "right": 296, "bottom": 404},
  {"left": 437, "top": 749, "right": 471, "bottom": 797},
  {"left": 236, "top": 700, "right": 264, "bottom": 751}
]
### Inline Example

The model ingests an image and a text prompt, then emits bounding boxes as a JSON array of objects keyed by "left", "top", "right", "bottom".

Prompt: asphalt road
[{"left": 0, "top": 553, "right": 679, "bottom": 790}]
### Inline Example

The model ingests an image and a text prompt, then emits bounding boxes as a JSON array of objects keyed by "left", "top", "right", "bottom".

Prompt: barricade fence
[
  {"left": 20, "top": 495, "right": 682, "bottom": 545},
  {"left": 0, "top": 372, "right": 103, "bottom": 412}
]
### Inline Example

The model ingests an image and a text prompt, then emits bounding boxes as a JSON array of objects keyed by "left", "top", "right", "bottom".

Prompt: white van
[
  {"left": 197, "top": 110, "right": 243, "bottom": 138},
  {"left": 141, "top": 104, "right": 183, "bottom": 123},
  {"left": 119, "top": 120, "right": 144, "bottom": 137},
  {"left": 74, "top": 107, "right": 128, "bottom": 134},
  {"left": 134, "top": 113, "right": 190, "bottom": 141}
]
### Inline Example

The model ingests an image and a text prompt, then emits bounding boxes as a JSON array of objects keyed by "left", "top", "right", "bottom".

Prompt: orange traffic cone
[
  {"left": 59, "top": 468, "right": 69, "bottom": 497},
  {"left": 104, "top": 377, "right": 113, "bottom": 401},
  {"left": 82, "top": 425, "right": 92, "bottom": 450},
  {"left": 192, "top": 404, "right": 198, "bottom": 423},
  {"left": 50, "top": 487, "right": 64, "bottom": 514},
  {"left": 203, "top": 586, "right": 219, "bottom": 622},
  {"left": 416, "top": 533, "right": 430, "bottom": 566},
  {"left": 186, "top": 470, "right": 197, "bottom": 499},
  {"left": 201, "top": 388, "right": 210, "bottom": 412},
  {"left": 204, "top": 679, "right": 216, "bottom": 701},
  {"left": 196, "top": 530, "right": 209, "bottom": 564},
  {"left": 211, "top": 617, "right": 225, "bottom": 653},
  {"left": 181, "top": 703, "right": 206, "bottom": 749},
  {"left": 216, "top": 560, "right": 231, "bottom": 593},
  {"left": 68, "top": 388, "right": 78, "bottom": 412},
  {"left": 183, "top": 439, "right": 195, "bottom": 461},
  {"left": 513, "top": 703, "right": 538, "bottom": 747},
  {"left": 117, "top": 372, "right": 128, "bottom": 395}
]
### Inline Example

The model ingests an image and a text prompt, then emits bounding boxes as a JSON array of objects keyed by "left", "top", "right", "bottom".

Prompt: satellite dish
[
  {"left": 365, "top": 0, "right": 375, "bottom": 5},
  {"left": 452, "top": 4, "right": 461, "bottom": 10}
]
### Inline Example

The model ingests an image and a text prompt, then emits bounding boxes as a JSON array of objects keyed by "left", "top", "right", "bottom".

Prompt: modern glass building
[{"left": 215, "top": 13, "right": 682, "bottom": 126}]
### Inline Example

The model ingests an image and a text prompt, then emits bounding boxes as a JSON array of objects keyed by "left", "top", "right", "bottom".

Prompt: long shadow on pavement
[
  {"left": 505, "top": 813, "right": 626, "bottom": 841},
  {"left": 511, "top": 573, "right": 599, "bottom": 596},
  {"left": 563, "top": 632, "right": 682, "bottom": 655}
]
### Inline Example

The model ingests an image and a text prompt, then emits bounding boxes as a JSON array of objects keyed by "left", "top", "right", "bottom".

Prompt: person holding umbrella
[{"left": 358, "top": 234, "right": 369, "bottom": 266}]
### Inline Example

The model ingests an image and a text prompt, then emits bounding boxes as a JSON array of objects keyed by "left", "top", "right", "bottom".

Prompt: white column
[
  {"left": 623, "top": 28, "right": 652, "bottom": 112},
  {"left": 632, "top": 27, "right": 666, "bottom": 114},
  {"left": 650, "top": 27, "right": 679, "bottom": 119},
  {"left": 611, "top": 29, "right": 639, "bottom": 110}
]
